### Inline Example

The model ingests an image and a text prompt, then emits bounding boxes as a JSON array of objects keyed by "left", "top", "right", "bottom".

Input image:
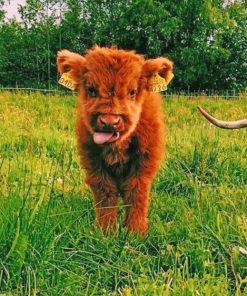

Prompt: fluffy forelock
[{"left": 83, "top": 46, "right": 144, "bottom": 83}]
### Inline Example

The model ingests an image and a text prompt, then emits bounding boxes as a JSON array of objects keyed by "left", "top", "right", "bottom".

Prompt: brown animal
[{"left": 57, "top": 46, "right": 173, "bottom": 236}]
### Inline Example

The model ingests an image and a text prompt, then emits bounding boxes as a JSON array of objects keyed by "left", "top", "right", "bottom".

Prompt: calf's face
[{"left": 57, "top": 46, "right": 173, "bottom": 145}]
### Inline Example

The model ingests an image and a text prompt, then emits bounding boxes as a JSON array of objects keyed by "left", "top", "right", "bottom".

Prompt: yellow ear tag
[
  {"left": 149, "top": 72, "right": 174, "bottom": 92},
  {"left": 58, "top": 72, "right": 76, "bottom": 91},
  {"left": 166, "top": 71, "right": 174, "bottom": 85}
]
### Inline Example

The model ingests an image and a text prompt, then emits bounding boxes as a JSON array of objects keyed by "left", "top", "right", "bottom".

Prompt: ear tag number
[
  {"left": 149, "top": 72, "right": 174, "bottom": 92},
  {"left": 58, "top": 72, "right": 76, "bottom": 90}
]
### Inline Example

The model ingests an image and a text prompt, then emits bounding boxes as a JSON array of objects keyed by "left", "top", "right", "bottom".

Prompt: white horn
[{"left": 197, "top": 106, "right": 247, "bottom": 129}]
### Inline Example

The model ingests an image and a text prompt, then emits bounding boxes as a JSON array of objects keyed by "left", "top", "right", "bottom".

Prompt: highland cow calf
[{"left": 57, "top": 46, "right": 173, "bottom": 236}]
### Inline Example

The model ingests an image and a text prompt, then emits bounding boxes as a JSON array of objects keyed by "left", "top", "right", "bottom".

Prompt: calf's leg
[
  {"left": 123, "top": 177, "right": 151, "bottom": 236},
  {"left": 87, "top": 175, "right": 118, "bottom": 233}
]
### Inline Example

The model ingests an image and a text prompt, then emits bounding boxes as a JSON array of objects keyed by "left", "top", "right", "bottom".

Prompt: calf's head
[{"left": 57, "top": 46, "right": 173, "bottom": 144}]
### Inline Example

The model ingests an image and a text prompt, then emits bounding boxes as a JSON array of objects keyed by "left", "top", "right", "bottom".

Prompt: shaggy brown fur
[{"left": 57, "top": 46, "right": 173, "bottom": 236}]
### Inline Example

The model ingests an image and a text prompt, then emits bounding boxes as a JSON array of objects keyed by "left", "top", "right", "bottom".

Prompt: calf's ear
[
  {"left": 57, "top": 50, "right": 86, "bottom": 86},
  {"left": 141, "top": 57, "right": 173, "bottom": 90}
]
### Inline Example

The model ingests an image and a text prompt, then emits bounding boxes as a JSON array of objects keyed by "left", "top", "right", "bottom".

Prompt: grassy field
[{"left": 0, "top": 91, "right": 246, "bottom": 295}]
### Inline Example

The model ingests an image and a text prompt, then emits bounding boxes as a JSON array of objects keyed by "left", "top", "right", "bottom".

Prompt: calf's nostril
[
  {"left": 98, "top": 116, "right": 106, "bottom": 126},
  {"left": 113, "top": 117, "right": 120, "bottom": 126}
]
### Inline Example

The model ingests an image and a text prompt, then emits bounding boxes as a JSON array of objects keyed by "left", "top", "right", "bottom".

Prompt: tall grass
[{"left": 0, "top": 91, "right": 246, "bottom": 295}]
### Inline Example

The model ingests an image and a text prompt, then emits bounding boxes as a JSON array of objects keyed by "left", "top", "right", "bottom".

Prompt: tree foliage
[{"left": 0, "top": 0, "right": 246, "bottom": 91}]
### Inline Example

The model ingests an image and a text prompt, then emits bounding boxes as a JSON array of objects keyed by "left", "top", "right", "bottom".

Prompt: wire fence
[
  {"left": 0, "top": 87, "right": 246, "bottom": 99},
  {"left": 0, "top": 87, "right": 71, "bottom": 95}
]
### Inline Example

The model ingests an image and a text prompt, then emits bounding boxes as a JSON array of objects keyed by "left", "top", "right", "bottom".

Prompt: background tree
[{"left": 0, "top": 0, "right": 246, "bottom": 91}]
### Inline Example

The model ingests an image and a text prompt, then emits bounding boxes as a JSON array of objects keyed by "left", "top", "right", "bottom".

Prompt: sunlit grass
[{"left": 0, "top": 91, "right": 246, "bottom": 295}]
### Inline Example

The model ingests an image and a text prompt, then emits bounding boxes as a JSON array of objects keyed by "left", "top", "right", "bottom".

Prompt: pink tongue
[{"left": 93, "top": 132, "right": 114, "bottom": 144}]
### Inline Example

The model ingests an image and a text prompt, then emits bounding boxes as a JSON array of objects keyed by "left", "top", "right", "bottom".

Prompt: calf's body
[{"left": 57, "top": 46, "right": 173, "bottom": 235}]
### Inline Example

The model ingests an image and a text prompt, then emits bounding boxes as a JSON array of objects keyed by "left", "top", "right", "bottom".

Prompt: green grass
[{"left": 0, "top": 91, "right": 246, "bottom": 295}]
